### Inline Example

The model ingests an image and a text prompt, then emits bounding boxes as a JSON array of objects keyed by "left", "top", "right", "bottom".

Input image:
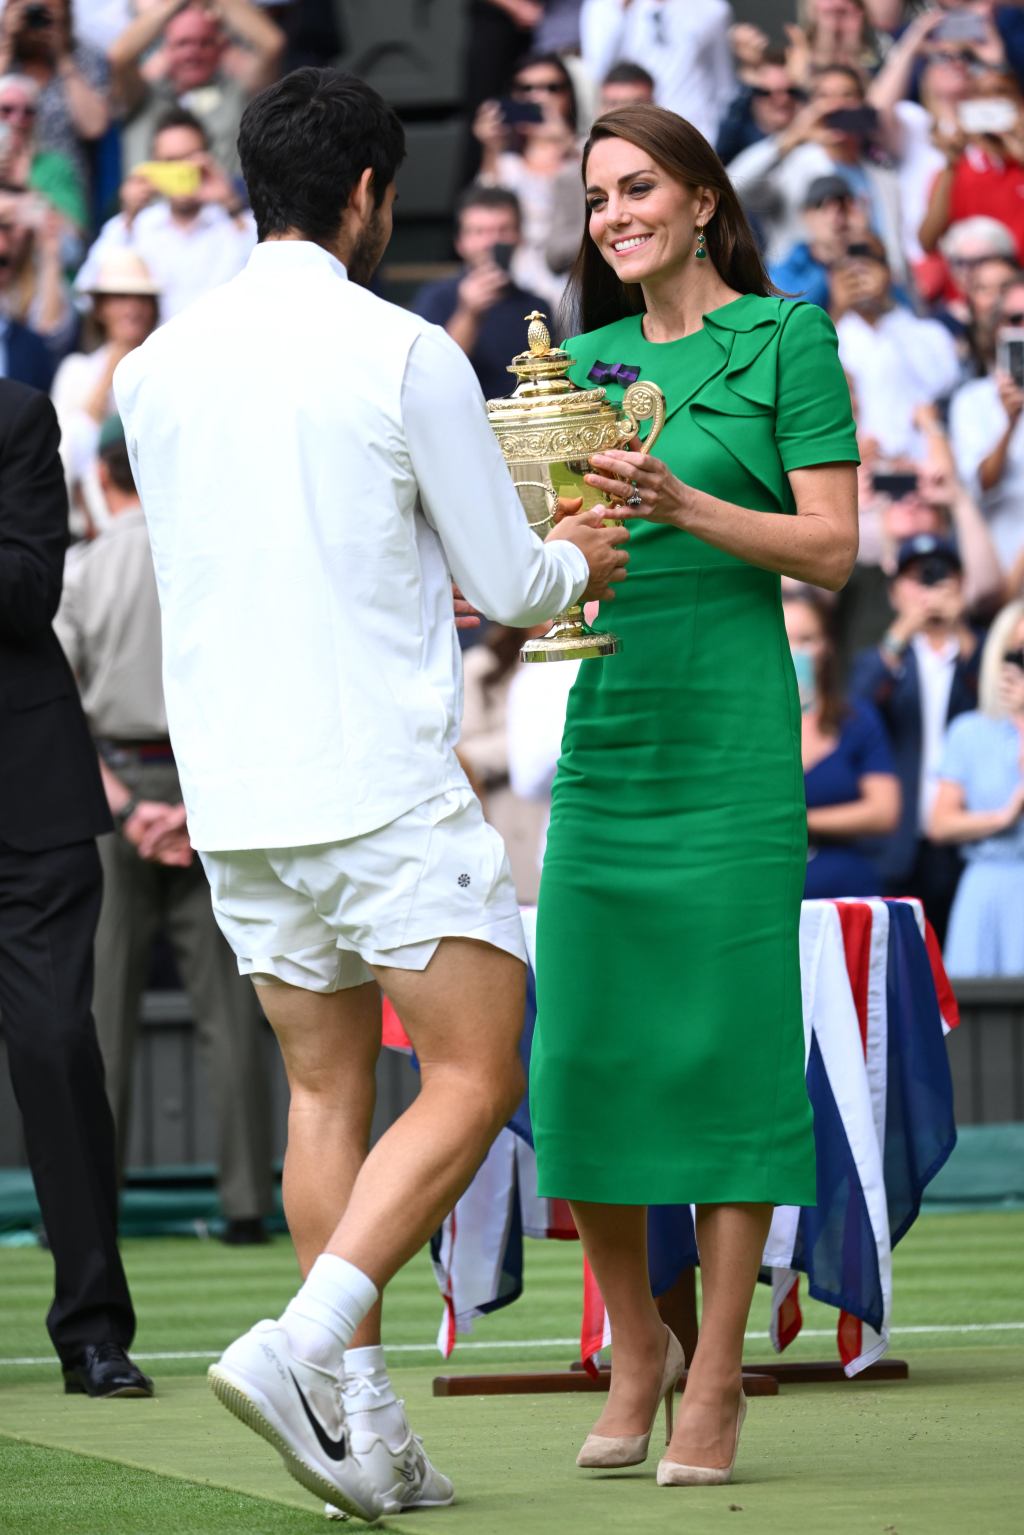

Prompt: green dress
[{"left": 531, "top": 295, "right": 859, "bottom": 1207}]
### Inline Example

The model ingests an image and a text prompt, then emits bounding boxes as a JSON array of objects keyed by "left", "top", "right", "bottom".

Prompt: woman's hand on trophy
[
  {"left": 547, "top": 507, "right": 630, "bottom": 603},
  {"left": 585, "top": 448, "right": 689, "bottom": 527}
]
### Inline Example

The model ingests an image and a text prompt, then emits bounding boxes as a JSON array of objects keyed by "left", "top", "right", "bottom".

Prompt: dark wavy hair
[
  {"left": 238, "top": 68, "right": 405, "bottom": 244},
  {"left": 561, "top": 104, "right": 776, "bottom": 336}
]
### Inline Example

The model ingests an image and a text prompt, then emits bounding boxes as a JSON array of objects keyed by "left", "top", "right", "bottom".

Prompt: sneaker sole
[{"left": 208, "top": 1366, "right": 378, "bottom": 1524}]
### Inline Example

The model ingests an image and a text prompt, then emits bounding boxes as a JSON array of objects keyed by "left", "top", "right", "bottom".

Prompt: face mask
[{"left": 791, "top": 647, "right": 818, "bottom": 713}]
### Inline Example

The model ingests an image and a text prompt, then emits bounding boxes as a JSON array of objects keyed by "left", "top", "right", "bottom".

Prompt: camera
[{"left": 24, "top": 4, "right": 53, "bottom": 29}]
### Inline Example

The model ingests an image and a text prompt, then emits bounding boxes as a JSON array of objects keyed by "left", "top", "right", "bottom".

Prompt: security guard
[{"left": 55, "top": 416, "right": 273, "bottom": 1242}]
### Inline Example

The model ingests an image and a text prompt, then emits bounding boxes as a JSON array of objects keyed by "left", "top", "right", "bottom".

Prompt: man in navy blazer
[
  {"left": 0, "top": 315, "right": 56, "bottom": 393},
  {"left": 0, "top": 379, "right": 150, "bottom": 1398},
  {"left": 850, "top": 535, "right": 981, "bottom": 943}
]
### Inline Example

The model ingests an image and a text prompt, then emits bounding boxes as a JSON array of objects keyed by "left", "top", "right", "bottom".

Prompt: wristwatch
[
  {"left": 114, "top": 796, "right": 139, "bottom": 830},
  {"left": 881, "top": 629, "right": 907, "bottom": 659}
]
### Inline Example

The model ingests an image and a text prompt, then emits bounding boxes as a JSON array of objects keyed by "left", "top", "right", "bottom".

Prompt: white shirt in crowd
[
  {"left": 728, "top": 138, "right": 907, "bottom": 280},
  {"left": 507, "top": 656, "right": 582, "bottom": 873},
  {"left": 836, "top": 307, "right": 960, "bottom": 459},
  {"left": 72, "top": 0, "right": 131, "bottom": 52},
  {"left": 580, "top": 0, "right": 735, "bottom": 147},
  {"left": 913, "top": 634, "right": 959, "bottom": 832},
  {"left": 949, "top": 374, "right": 1024, "bottom": 568},
  {"left": 893, "top": 100, "right": 946, "bottom": 264},
  {"left": 75, "top": 203, "right": 257, "bottom": 323},
  {"left": 114, "top": 240, "right": 588, "bottom": 853}
]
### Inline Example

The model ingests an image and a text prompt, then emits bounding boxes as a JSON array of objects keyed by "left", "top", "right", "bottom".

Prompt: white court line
[{"left": 1, "top": 1322, "right": 1023, "bottom": 1368}]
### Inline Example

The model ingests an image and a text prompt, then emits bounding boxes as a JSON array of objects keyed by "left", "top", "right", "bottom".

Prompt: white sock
[
  {"left": 279, "top": 1255, "right": 378, "bottom": 1369},
  {"left": 343, "top": 1344, "right": 409, "bottom": 1450}
]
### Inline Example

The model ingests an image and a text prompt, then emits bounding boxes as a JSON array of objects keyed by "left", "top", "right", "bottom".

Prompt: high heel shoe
[
  {"left": 656, "top": 1390, "right": 747, "bottom": 1487},
  {"left": 576, "top": 1327, "right": 686, "bottom": 1469}
]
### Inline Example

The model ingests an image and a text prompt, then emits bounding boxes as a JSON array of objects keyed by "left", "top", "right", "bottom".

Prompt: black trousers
[
  {"left": 886, "top": 838, "right": 964, "bottom": 949},
  {"left": 0, "top": 839, "right": 135, "bottom": 1361}
]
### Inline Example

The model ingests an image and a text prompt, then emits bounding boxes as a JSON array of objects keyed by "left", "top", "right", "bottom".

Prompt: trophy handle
[
  {"left": 513, "top": 479, "right": 561, "bottom": 535},
  {"left": 621, "top": 381, "right": 667, "bottom": 458}
]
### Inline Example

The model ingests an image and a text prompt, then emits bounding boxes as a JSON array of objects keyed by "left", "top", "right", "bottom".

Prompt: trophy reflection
[{"left": 487, "top": 312, "right": 665, "bottom": 662}]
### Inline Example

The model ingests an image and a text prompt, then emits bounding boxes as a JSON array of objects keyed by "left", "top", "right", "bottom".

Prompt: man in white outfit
[{"left": 114, "top": 68, "right": 628, "bottom": 1523}]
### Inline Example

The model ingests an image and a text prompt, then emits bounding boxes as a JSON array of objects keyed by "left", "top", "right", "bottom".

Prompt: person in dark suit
[
  {"left": 1, "top": 315, "right": 56, "bottom": 393},
  {"left": 849, "top": 534, "right": 982, "bottom": 943},
  {"left": 0, "top": 379, "right": 151, "bottom": 1398}
]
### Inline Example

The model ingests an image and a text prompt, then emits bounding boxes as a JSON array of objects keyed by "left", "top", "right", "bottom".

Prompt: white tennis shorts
[{"left": 198, "top": 786, "right": 528, "bottom": 992}]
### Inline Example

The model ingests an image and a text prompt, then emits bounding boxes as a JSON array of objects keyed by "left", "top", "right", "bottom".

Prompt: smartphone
[
  {"left": 133, "top": 160, "right": 202, "bottom": 198},
  {"left": 933, "top": 11, "right": 989, "bottom": 46},
  {"left": 498, "top": 98, "right": 544, "bottom": 127},
  {"left": 958, "top": 97, "right": 1019, "bottom": 135},
  {"left": 872, "top": 471, "right": 918, "bottom": 500},
  {"left": 822, "top": 106, "right": 879, "bottom": 138},
  {"left": 491, "top": 241, "right": 515, "bottom": 274},
  {"left": 997, "top": 327, "right": 1024, "bottom": 388}
]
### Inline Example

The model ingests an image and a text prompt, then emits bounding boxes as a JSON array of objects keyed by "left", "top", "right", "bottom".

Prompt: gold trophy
[{"left": 487, "top": 312, "right": 666, "bottom": 663}]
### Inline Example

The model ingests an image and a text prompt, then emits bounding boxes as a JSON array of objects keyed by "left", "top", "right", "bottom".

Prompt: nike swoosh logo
[{"left": 289, "top": 1371, "right": 347, "bottom": 1461}]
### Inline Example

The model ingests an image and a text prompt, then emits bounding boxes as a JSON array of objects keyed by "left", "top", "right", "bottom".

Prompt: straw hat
[{"left": 87, "top": 250, "right": 160, "bottom": 297}]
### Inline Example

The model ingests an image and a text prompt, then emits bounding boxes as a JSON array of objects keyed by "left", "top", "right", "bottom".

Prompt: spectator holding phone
[
  {"left": 473, "top": 51, "right": 584, "bottom": 309},
  {"left": 717, "top": 47, "right": 803, "bottom": 167},
  {"left": 0, "top": 70, "right": 86, "bottom": 231},
  {"left": 110, "top": 0, "right": 284, "bottom": 180},
  {"left": 728, "top": 63, "right": 907, "bottom": 281},
  {"left": 770, "top": 172, "right": 858, "bottom": 308},
  {"left": 950, "top": 273, "right": 1024, "bottom": 567},
  {"left": 919, "top": 67, "right": 1024, "bottom": 263},
  {"left": 785, "top": 0, "right": 880, "bottom": 91},
  {"left": 74, "top": 106, "right": 254, "bottom": 321},
  {"left": 930, "top": 599, "right": 1024, "bottom": 975},
  {"left": 850, "top": 532, "right": 981, "bottom": 942},
  {"left": 784, "top": 588, "right": 899, "bottom": 898},
  {"left": 0, "top": 0, "right": 109, "bottom": 193},
  {"left": 0, "top": 185, "right": 76, "bottom": 355},
  {"left": 411, "top": 186, "right": 548, "bottom": 402},
  {"left": 830, "top": 233, "right": 960, "bottom": 458}
]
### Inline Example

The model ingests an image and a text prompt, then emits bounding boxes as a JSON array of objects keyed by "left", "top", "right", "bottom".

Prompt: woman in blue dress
[
  {"left": 783, "top": 591, "right": 900, "bottom": 896},
  {"left": 930, "top": 600, "right": 1024, "bottom": 975}
]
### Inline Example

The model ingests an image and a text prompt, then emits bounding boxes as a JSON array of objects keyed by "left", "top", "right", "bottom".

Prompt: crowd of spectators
[{"left": 4, "top": 2, "right": 1024, "bottom": 1213}]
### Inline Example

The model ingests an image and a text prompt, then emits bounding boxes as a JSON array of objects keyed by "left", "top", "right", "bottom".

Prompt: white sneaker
[
  {"left": 324, "top": 1378, "right": 454, "bottom": 1517},
  {"left": 208, "top": 1320, "right": 383, "bottom": 1523}
]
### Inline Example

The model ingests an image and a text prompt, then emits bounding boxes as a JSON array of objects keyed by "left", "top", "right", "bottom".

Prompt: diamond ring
[{"left": 626, "top": 489, "right": 643, "bottom": 507}]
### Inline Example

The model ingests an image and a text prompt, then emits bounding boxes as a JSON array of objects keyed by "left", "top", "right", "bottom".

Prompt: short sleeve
[
  {"left": 938, "top": 712, "right": 980, "bottom": 786},
  {"left": 848, "top": 699, "right": 894, "bottom": 777},
  {"left": 775, "top": 302, "right": 860, "bottom": 472}
]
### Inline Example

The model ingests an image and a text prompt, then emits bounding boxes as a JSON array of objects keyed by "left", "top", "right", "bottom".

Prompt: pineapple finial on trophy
[{"left": 525, "top": 310, "right": 551, "bottom": 355}]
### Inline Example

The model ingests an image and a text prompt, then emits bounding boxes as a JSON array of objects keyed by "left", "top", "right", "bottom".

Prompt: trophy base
[{"left": 520, "top": 624, "right": 620, "bottom": 664}]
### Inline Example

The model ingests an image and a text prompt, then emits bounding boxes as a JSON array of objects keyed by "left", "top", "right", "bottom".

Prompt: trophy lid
[{"left": 505, "top": 311, "right": 576, "bottom": 398}]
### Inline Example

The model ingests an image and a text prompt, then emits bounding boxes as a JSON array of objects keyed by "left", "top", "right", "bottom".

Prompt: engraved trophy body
[{"left": 487, "top": 312, "right": 666, "bottom": 663}]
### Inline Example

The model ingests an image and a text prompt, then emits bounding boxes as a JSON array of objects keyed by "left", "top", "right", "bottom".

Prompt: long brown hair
[{"left": 561, "top": 104, "right": 776, "bottom": 336}]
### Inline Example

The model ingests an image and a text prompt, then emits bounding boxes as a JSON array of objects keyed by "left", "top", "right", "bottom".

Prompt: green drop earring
[{"left": 695, "top": 225, "right": 708, "bottom": 259}]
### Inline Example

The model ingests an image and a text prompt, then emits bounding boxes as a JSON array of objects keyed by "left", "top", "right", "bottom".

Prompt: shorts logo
[{"left": 457, "top": 873, "right": 471, "bottom": 888}]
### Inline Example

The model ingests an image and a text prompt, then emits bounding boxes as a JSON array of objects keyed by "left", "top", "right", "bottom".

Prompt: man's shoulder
[{"left": 411, "top": 274, "right": 461, "bottom": 321}]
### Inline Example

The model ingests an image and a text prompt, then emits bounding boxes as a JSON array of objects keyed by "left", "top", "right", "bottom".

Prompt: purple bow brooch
[{"left": 587, "top": 360, "right": 641, "bottom": 386}]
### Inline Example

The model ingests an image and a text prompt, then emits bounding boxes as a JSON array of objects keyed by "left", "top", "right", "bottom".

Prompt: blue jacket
[
  {"left": 3, "top": 319, "right": 56, "bottom": 394},
  {"left": 849, "top": 640, "right": 981, "bottom": 882},
  {"left": 770, "top": 243, "right": 830, "bottom": 309}
]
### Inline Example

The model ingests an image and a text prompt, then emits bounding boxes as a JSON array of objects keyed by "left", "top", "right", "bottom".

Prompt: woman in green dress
[{"left": 530, "top": 104, "right": 860, "bottom": 1487}]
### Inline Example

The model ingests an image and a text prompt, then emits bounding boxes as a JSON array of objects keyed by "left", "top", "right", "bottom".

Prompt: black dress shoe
[
  {"left": 219, "top": 1217, "right": 270, "bottom": 1246},
  {"left": 62, "top": 1344, "right": 154, "bottom": 1398}
]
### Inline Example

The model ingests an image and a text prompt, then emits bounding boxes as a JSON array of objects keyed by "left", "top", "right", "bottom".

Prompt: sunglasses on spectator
[
  {"left": 0, "top": 104, "right": 37, "bottom": 119},
  {"left": 932, "top": 49, "right": 974, "bottom": 66},
  {"left": 751, "top": 86, "right": 805, "bottom": 100},
  {"left": 1002, "top": 310, "right": 1024, "bottom": 324},
  {"left": 1004, "top": 648, "right": 1024, "bottom": 670},
  {"left": 513, "top": 81, "right": 567, "bottom": 95}
]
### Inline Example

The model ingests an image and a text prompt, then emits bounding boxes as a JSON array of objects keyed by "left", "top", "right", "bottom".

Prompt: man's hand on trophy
[
  {"left": 452, "top": 584, "right": 482, "bottom": 630},
  {"left": 547, "top": 506, "right": 630, "bottom": 603}
]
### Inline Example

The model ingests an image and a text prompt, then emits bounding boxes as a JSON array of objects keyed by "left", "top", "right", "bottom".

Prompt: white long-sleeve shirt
[
  {"left": 836, "top": 308, "right": 960, "bottom": 459},
  {"left": 114, "top": 240, "right": 588, "bottom": 852},
  {"left": 950, "top": 374, "right": 1024, "bottom": 568},
  {"left": 581, "top": 0, "right": 735, "bottom": 146}
]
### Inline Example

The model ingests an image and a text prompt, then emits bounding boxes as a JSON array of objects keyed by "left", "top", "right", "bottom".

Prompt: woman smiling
[{"left": 530, "top": 104, "right": 860, "bottom": 1490}]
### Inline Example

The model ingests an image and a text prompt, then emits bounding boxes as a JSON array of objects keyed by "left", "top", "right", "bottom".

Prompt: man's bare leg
[{"left": 254, "top": 978, "right": 383, "bottom": 1347}]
